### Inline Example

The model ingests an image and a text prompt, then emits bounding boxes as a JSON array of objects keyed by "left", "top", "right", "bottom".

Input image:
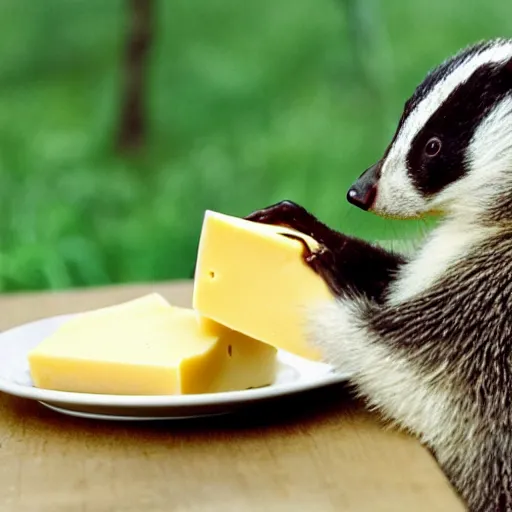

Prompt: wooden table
[{"left": 0, "top": 281, "right": 464, "bottom": 511}]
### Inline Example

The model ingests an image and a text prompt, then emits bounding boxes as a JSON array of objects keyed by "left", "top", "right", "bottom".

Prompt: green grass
[{"left": 0, "top": 0, "right": 510, "bottom": 292}]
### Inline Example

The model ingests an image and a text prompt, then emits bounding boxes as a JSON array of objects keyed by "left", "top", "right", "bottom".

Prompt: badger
[{"left": 245, "top": 38, "right": 512, "bottom": 511}]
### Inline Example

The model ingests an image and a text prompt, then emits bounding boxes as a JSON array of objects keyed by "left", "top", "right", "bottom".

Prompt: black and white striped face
[{"left": 348, "top": 38, "right": 512, "bottom": 219}]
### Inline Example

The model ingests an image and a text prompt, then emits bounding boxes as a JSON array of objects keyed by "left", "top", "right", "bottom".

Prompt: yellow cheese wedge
[
  {"left": 193, "top": 211, "right": 334, "bottom": 361},
  {"left": 28, "top": 293, "right": 277, "bottom": 395}
]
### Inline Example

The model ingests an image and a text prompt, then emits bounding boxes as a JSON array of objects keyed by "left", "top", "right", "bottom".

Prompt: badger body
[{"left": 246, "top": 38, "right": 512, "bottom": 511}]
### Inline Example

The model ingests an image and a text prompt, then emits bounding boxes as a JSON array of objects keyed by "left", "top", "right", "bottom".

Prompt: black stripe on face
[
  {"left": 404, "top": 41, "right": 496, "bottom": 118},
  {"left": 376, "top": 40, "right": 505, "bottom": 165},
  {"left": 406, "top": 58, "right": 512, "bottom": 196}
]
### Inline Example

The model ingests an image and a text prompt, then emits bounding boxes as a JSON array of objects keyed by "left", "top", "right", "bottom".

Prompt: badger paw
[{"left": 245, "top": 200, "right": 320, "bottom": 239}]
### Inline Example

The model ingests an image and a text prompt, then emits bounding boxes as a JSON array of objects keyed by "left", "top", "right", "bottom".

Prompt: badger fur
[{"left": 246, "top": 38, "right": 512, "bottom": 511}]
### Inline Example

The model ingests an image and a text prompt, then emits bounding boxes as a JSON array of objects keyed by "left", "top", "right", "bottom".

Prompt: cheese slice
[
  {"left": 28, "top": 293, "right": 277, "bottom": 395},
  {"left": 192, "top": 211, "right": 333, "bottom": 361}
]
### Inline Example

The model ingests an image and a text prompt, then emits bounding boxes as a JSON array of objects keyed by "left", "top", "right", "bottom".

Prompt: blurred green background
[{"left": 0, "top": 0, "right": 509, "bottom": 292}]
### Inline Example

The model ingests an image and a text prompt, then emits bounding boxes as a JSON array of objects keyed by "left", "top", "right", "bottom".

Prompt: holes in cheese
[
  {"left": 28, "top": 293, "right": 277, "bottom": 396},
  {"left": 192, "top": 211, "right": 334, "bottom": 361}
]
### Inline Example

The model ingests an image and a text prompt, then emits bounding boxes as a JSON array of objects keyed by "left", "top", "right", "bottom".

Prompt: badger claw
[
  {"left": 280, "top": 232, "right": 316, "bottom": 261},
  {"left": 281, "top": 233, "right": 342, "bottom": 296}
]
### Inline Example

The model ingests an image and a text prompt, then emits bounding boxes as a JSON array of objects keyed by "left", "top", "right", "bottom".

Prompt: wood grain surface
[{"left": 0, "top": 282, "right": 464, "bottom": 512}]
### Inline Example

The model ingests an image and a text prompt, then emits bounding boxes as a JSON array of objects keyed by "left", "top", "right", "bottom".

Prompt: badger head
[{"left": 348, "top": 38, "right": 512, "bottom": 221}]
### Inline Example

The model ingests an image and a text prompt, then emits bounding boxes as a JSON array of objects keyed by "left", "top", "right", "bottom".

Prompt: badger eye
[{"left": 424, "top": 137, "right": 442, "bottom": 157}]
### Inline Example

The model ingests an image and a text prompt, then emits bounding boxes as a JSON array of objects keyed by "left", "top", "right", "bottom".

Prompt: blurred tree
[
  {"left": 117, "top": 0, "right": 153, "bottom": 152},
  {"left": 336, "top": 0, "right": 398, "bottom": 143},
  {"left": 338, "top": 0, "right": 368, "bottom": 84}
]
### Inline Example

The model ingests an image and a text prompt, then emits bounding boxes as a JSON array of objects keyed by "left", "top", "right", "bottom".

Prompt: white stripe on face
[{"left": 372, "top": 41, "right": 512, "bottom": 219}]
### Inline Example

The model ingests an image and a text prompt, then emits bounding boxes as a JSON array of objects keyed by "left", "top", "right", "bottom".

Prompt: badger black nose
[
  {"left": 347, "top": 183, "right": 376, "bottom": 210},
  {"left": 346, "top": 162, "right": 380, "bottom": 211}
]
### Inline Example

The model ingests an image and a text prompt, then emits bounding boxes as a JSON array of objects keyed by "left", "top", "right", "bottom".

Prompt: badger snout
[{"left": 347, "top": 162, "right": 380, "bottom": 211}]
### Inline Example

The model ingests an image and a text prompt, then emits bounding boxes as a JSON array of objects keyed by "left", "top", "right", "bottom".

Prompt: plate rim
[
  {"left": 39, "top": 401, "right": 232, "bottom": 421},
  {"left": 0, "top": 314, "right": 351, "bottom": 408}
]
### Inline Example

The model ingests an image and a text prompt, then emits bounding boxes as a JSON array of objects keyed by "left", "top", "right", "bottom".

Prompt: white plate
[{"left": 0, "top": 314, "right": 351, "bottom": 421}]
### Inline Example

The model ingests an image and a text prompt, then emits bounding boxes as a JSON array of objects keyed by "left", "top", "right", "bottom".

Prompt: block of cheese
[
  {"left": 28, "top": 293, "right": 277, "bottom": 395},
  {"left": 193, "top": 211, "right": 333, "bottom": 361}
]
